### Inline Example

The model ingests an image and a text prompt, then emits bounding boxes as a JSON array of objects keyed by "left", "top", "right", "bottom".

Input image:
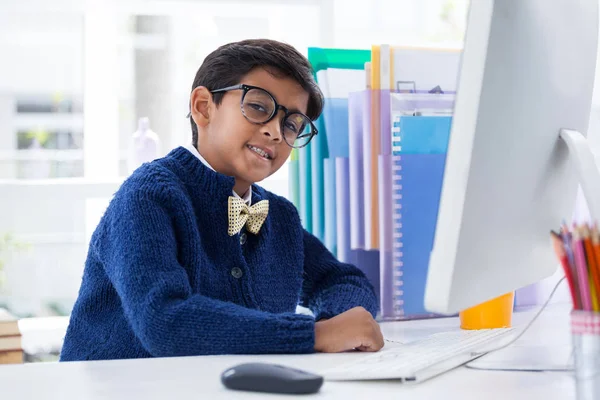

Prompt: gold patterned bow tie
[{"left": 228, "top": 196, "right": 269, "bottom": 236}]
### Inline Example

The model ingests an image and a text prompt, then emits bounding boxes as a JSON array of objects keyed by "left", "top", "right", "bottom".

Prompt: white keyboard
[{"left": 324, "top": 328, "right": 515, "bottom": 383}]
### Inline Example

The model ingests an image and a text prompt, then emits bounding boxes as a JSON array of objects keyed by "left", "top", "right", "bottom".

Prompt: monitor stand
[
  {"left": 467, "top": 129, "right": 600, "bottom": 372},
  {"left": 559, "top": 128, "right": 600, "bottom": 223}
]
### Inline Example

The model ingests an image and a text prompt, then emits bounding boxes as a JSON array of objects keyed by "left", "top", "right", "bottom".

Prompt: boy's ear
[{"left": 189, "top": 86, "right": 213, "bottom": 128}]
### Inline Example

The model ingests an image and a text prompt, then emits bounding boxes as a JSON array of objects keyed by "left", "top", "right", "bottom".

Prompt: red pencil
[
  {"left": 573, "top": 227, "right": 593, "bottom": 311},
  {"left": 551, "top": 231, "right": 579, "bottom": 309}
]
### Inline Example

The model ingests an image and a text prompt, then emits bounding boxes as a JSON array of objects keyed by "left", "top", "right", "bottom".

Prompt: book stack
[{"left": 0, "top": 308, "right": 23, "bottom": 364}]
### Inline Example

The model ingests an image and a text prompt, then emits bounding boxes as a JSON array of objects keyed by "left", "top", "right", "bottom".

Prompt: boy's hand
[{"left": 314, "top": 306, "right": 384, "bottom": 353}]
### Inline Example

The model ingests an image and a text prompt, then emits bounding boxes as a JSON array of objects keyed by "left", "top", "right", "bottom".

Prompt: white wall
[{"left": 0, "top": 180, "right": 121, "bottom": 315}]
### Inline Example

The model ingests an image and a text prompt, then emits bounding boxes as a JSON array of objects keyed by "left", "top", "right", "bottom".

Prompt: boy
[{"left": 60, "top": 39, "right": 383, "bottom": 361}]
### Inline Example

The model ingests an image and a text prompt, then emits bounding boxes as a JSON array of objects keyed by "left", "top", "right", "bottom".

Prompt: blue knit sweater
[{"left": 60, "top": 146, "right": 378, "bottom": 361}]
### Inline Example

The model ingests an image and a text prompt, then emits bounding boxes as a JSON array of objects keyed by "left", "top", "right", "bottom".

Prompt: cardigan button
[
  {"left": 231, "top": 267, "right": 243, "bottom": 279},
  {"left": 240, "top": 233, "right": 247, "bottom": 245}
]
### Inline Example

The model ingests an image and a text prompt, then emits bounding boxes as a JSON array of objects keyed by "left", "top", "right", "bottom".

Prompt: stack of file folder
[{"left": 289, "top": 44, "right": 558, "bottom": 320}]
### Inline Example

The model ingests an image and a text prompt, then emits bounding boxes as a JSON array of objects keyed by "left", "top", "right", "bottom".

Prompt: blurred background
[
  {"left": 2, "top": 0, "right": 599, "bottom": 361},
  {"left": 0, "top": 0, "right": 468, "bottom": 316}
]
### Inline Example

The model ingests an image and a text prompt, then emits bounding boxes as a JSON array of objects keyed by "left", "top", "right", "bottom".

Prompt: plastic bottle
[{"left": 128, "top": 117, "right": 160, "bottom": 174}]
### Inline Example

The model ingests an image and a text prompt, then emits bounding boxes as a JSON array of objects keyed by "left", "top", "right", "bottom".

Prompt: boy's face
[{"left": 190, "top": 68, "right": 309, "bottom": 192}]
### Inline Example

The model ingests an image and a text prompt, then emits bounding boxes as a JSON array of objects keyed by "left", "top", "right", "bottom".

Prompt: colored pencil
[
  {"left": 589, "top": 225, "right": 600, "bottom": 309},
  {"left": 581, "top": 225, "right": 600, "bottom": 311},
  {"left": 561, "top": 225, "right": 581, "bottom": 308},
  {"left": 573, "top": 227, "right": 593, "bottom": 311},
  {"left": 551, "top": 231, "right": 579, "bottom": 309}
]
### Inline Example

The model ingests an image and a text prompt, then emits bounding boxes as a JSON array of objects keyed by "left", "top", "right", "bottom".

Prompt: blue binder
[{"left": 389, "top": 115, "right": 452, "bottom": 318}]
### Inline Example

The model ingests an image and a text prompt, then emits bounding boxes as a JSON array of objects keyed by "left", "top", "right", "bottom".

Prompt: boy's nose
[{"left": 261, "top": 115, "right": 284, "bottom": 142}]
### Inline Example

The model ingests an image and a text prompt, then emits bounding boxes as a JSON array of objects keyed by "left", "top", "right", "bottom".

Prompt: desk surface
[{"left": 0, "top": 304, "right": 576, "bottom": 400}]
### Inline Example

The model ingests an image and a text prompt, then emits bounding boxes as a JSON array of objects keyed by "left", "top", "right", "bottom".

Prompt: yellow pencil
[
  {"left": 581, "top": 225, "right": 597, "bottom": 310},
  {"left": 591, "top": 283, "right": 599, "bottom": 312},
  {"left": 588, "top": 225, "right": 600, "bottom": 310}
]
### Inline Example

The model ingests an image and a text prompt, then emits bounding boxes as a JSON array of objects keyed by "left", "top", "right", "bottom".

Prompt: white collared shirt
[{"left": 184, "top": 143, "right": 252, "bottom": 206}]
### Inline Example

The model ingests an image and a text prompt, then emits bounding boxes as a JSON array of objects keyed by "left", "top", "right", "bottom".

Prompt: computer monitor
[{"left": 425, "top": 0, "right": 600, "bottom": 314}]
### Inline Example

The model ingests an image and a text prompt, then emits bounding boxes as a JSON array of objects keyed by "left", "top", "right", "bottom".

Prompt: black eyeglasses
[{"left": 209, "top": 84, "right": 318, "bottom": 148}]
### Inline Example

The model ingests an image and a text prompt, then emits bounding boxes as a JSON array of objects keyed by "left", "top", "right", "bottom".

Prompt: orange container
[{"left": 459, "top": 292, "right": 515, "bottom": 330}]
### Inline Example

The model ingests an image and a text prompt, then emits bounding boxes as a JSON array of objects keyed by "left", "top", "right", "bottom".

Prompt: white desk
[{"left": 0, "top": 304, "right": 576, "bottom": 400}]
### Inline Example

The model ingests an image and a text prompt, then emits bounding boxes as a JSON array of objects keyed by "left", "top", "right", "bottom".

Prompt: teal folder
[{"left": 305, "top": 48, "right": 371, "bottom": 241}]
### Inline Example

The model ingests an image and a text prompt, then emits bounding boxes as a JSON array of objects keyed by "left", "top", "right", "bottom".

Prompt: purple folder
[
  {"left": 356, "top": 250, "right": 381, "bottom": 306},
  {"left": 379, "top": 90, "right": 392, "bottom": 156},
  {"left": 385, "top": 92, "right": 455, "bottom": 320},
  {"left": 377, "top": 89, "right": 393, "bottom": 317},
  {"left": 349, "top": 91, "right": 366, "bottom": 250},
  {"left": 361, "top": 90, "right": 373, "bottom": 250},
  {"left": 335, "top": 157, "right": 352, "bottom": 263}
]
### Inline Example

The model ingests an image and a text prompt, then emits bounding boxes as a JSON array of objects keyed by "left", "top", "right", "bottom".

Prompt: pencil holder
[{"left": 571, "top": 310, "right": 600, "bottom": 400}]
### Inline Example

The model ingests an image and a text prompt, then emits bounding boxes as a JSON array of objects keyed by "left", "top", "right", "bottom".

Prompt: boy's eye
[
  {"left": 247, "top": 102, "right": 269, "bottom": 113},
  {"left": 284, "top": 120, "right": 300, "bottom": 134},
  {"left": 284, "top": 115, "right": 309, "bottom": 136}
]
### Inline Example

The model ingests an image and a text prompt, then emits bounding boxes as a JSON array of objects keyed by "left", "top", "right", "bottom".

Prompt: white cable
[
  {"left": 383, "top": 277, "right": 569, "bottom": 371},
  {"left": 384, "top": 338, "right": 404, "bottom": 345},
  {"left": 466, "top": 276, "right": 570, "bottom": 371}
]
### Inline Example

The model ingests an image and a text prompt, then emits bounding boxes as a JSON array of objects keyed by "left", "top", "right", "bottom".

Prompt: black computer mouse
[{"left": 221, "top": 362, "right": 324, "bottom": 395}]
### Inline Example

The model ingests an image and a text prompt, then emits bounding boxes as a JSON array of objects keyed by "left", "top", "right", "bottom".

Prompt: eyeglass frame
[{"left": 205, "top": 84, "right": 318, "bottom": 148}]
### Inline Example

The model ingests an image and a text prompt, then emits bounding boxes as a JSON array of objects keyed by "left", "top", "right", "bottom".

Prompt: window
[
  {"left": 0, "top": 7, "right": 84, "bottom": 180},
  {"left": 332, "top": 0, "right": 469, "bottom": 49},
  {"left": 0, "top": 0, "right": 323, "bottom": 320}
]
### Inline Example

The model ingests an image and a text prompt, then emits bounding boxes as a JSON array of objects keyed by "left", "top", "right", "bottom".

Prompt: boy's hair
[{"left": 189, "top": 39, "right": 324, "bottom": 145}]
